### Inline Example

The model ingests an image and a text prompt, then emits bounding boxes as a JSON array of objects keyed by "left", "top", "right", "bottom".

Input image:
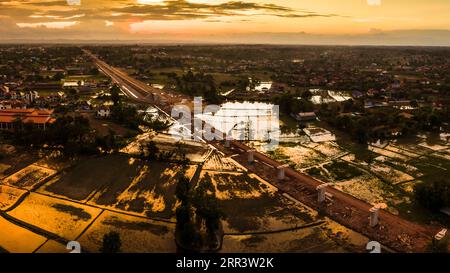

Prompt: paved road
[{"left": 86, "top": 50, "right": 439, "bottom": 252}]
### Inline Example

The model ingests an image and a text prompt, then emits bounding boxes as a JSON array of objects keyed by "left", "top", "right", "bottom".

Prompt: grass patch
[{"left": 323, "top": 161, "right": 363, "bottom": 181}]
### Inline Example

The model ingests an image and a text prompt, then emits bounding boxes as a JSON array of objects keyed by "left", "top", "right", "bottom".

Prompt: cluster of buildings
[
  {"left": 0, "top": 108, "right": 55, "bottom": 130},
  {"left": 0, "top": 84, "right": 67, "bottom": 110}
]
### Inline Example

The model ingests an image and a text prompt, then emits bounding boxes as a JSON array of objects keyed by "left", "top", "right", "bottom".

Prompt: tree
[
  {"left": 301, "top": 90, "right": 313, "bottom": 101},
  {"left": 111, "top": 104, "right": 141, "bottom": 130},
  {"left": 145, "top": 141, "right": 159, "bottom": 161},
  {"left": 414, "top": 179, "right": 450, "bottom": 211},
  {"left": 52, "top": 72, "right": 64, "bottom": 81},
  {"left": 176, "top": 176, "right": 191, "bottom": 204},
  {"left": 110, "top": 84, "right": 121, "bottom": 106},
  {"left": 90, "top": 67, "right": 100, "bottom": 75},
  {"left": 175, "top": 175, "right": 203, "bottom": 249},
  {"left": 429, "top": 236, "right": 449, "bottom": 253},
  {"left": 191, "top": 179, "right": 224, "bottom": 235},
  {"left": 100, "top": 231, "right": 122, "bottom": 253}
]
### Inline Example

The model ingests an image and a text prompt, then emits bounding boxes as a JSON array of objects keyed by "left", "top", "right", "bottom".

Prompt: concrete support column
[
  {"left": 317, "top": 184, "right": 327, "bottom": 203},
  {"left": 316, "top": 183, "right": 333, "bottom": 203},
  {"left": 370, "top": 206, "right": 380, "bottom": 227},
  {"left": 248, "top": 149, "right": 255, "bottom": 163},
  {"left": 276, "top": 164, "right": 289, "bottom": 181},
  {"left": 224, "top": 139, "right": 231, "bottom": 148}
]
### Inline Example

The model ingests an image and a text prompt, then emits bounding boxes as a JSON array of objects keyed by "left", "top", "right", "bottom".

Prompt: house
[
  {"left": 96, "top": 106, "right": 111, "bottom": 118},
  {"left": 0, "top": 108, "right": 55, "bottom": 130},
  {"left": 25, "top": 91, "right": 39, "bottom": 104},
  {"left": 294, "top": 112, "right": 317, "bottom": 122},
  {"left": 9, "top": 91, "right": 19, "bottom": 100},
  {"left": 0, "top": 101, "right": 12, "bottom": 110},
  {"left": 352, "top": 91, "right": 364, "bottom": 99},
  {"left": 25, "top": 82, "right": 62, "bottom": 91},
  {"left": 0, "top": 85, "right": 9, "bottom": 95},
  {"left": 63, "top": 80, "right": 82, "bottom": 88}
]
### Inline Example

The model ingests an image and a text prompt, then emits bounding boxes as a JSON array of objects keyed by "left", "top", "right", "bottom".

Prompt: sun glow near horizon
[{"left": 0, "top": 0, "right": 449, "bottom": 44}]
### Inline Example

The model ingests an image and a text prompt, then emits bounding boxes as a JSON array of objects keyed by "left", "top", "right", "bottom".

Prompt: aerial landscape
[{"left": 0, "top": 0, "right": 449, "bottom": 257}]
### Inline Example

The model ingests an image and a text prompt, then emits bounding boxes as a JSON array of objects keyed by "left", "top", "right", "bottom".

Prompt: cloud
[
  {"left": 26, "top": 1, "right": 70, "bottom": 6},
  {"left": 105, "top": 20, "right": 114, "bottom": 27},
  {"left": 367, "top": 0, "right": 381, "bottom": 6},
  {"left": 16, "top": 21, "right": 79, "bottom": 29},
  {"left": 110, "top": 0, "right": 338, "bottom": 21},
  {"left": 0, "top": 0, "right": 340, "bottom": 23},
  {"left": 66, "top": 0, "right": 81, "bottom": 5}
]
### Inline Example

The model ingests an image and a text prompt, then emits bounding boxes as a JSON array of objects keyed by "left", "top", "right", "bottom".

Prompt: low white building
[
  {"left": 96, "top": 106, "right": 111, "bottom": 118},
  {"left": 303, "top": 127, "right": 336, "bottom": 143}
]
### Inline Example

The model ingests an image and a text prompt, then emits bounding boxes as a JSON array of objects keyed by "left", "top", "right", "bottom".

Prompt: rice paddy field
[
  {"left": 77, "top": 211, "right": 176, "bottom": 253},
  {"left": 8, "top": 192, "right": 102, "bottom": 240},
  {"left": 0, "top": 216, "right": 47, "bottom": 253},
  {"left": 0, "top": 145, "right": 42, "bottom": 179},
  {"left": 0, "top": 148, "right": 370, "bottom": 253},
  {"left": 257, "top": 126, "right": 450, "bottom": 226},
  {"left": 3, "top": 164, "right": 56, "bottom": 190},
  {"left": 221, "top": 219, "right": 368, "bottom": 253},
  {"left": 38, "top": 155, "right": 198, "bottom": 219},
  {"left": 0, "top": 185, "right": 27, "bottom": 210}
]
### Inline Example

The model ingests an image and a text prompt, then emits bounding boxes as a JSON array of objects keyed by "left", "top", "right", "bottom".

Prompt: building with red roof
[{"left": 0, "top": 108, "right": 55, "bottom": 130}]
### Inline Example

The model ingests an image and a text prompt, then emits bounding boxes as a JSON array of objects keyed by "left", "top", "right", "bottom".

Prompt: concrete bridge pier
[
  {"left": 276, "top": 164, "right": 289, "bottom": 181},
  {"left": 248, "top": 149, "right": 255, "bottom": 163},
  {"left": 224, "top": 139, "right": 231, "bottom": 148},
  {"left": 317, "top": 183, "right": 334, "bottom": 203},
  {"left": 317, "top": 184, "right": 328, "bottom": 203},
  {"left": 370, "top": 206, "right": 380, "bottom": 227}
]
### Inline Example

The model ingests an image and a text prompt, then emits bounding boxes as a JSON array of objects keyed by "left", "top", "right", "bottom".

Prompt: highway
[{"left": 85, "top": 50, "right": 439, "bottom": 252}]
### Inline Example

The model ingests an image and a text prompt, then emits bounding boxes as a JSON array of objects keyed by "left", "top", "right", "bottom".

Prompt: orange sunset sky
[{"left": 0, "top": 0, "right": 449, "bottom": 45}]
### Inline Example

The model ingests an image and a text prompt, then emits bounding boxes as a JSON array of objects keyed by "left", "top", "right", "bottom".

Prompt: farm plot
[
  {"left": 408, "top": 154, "right": 450, "bottom": 183},
  {"left": 121, "top": 133, "right": 210, "bottom": 163},
  {"left": 305, "top": 166, "right": 330, "bottom": 182},
  {"left": 304, "top": 160, "right": 363, "bottom": 183},
  {"left": 77, "top": 211, "right": 176, "bottom": 253},
  {"left": 202, "top": 152, "right": 244, "bottom": 172},
  {"left": 384, "top": 145, "right": 421, "bottom": 159},
  {"left": 391, "top": 142, "right": 435, "bottom": 156},
  {"left": 89, "top": 162, "right": 196, "bottom": 219},
  {"left": 418, "top": 142, "right": 448, "bottom": 151},
  {"left": 0, "top": 185, "right": 27, "bottom": 210},
  {"left": 3, "top": 164, "right": 56, "bottom": 190},
  {"left": 266, "top": 145, "right": 328, "bottom": 170},
  {"left": 368, "top": 146, "right": 410, "bottom": 161},
  {"left": 198, "top": 171, "right": 316, "bottom": 233},
  {"left": 0, "top": 145, "right": 41, "bottom": 179},
  {"left": 322, "top": 160, "right": 364, "bottom": 182},
  {"left": 40, "top": 154, "right": 196, "bottom": 219},
  {"left": 0, "top": 216, "right": 47, "bottom": 253},
  {"left": 333, "top": 174, "right": 410, "bottom": 215},
  {"left": 382, "top": 157, "right": 423, "bottom": 178},
  {"left": 221, "top": 220, "right": 368, "bottom": 253},
  {"left": 40, "top": 155, "right": 144, "bottom": 202},
  {"left": 433, "top": 149, "right": 450, "bottom": 161},
  {"left": 369, "top": 161, "right": 415, "bottom": 185},
  {"left": 35, "top": 240, "right": 69, "bottom": 253},
  {"left": 311, "top": 142, "right": 347, "bottom": 158},
  {"left": 8, "top": 193, "right": 102, "bottom": 240}
]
